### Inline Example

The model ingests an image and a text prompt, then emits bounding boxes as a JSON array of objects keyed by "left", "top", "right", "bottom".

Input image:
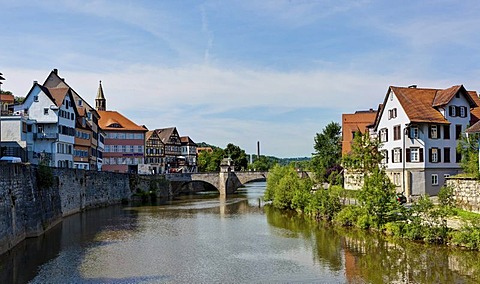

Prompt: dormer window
[{"left": 108, "top": 123, "right": 122, "bottom": 128}]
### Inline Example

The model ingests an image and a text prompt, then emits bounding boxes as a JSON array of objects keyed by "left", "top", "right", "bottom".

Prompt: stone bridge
[{"left": 165, "top": 171, "right": 268, "bottom": 195}]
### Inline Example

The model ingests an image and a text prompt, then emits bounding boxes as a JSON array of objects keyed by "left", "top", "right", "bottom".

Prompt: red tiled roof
[
  {"left": 0, "top": 94, "right": 14, "bottom": 103},
  {"left": 98, "top": 110, "right": 147, "bottom": 132}
]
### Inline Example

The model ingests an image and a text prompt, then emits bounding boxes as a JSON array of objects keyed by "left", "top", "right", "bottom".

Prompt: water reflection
[
  {"left": 264, "top": 205, "right": 480, "bottom": 283},
  {"left": 1, "top": 182, "right": 480, "bottom": 283}
]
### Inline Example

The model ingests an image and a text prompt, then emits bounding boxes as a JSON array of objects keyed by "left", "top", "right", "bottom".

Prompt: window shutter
[
  {"left": 391, "top": 149, "right": 395, "bottom": 163},
  {"left": 444, "top": 148, "right": 450, "bottom": 163},
  {"left": 428, "top": 126, "right": 432, "bottom": 139},
  {"left": 407, "top": 127, "right": 412, "bottom": 139},
  {"left": 420, "top": 148, "right": 424, "bottom": 162},
  {"left": 406, "top": 148, "right": 411, "bottom": 162},
  {"left": 444, "top": 125, "right": 450, "bottom": 140},
  {"left": 399, "top": 149, "right": 402, "bottom": 163},
  {"left": 429, "top": 148, "right": 432, "bottom": 162},
  {"left": 456, "top": 106, "right": 461, "bottom": 117},
  {"left": 385, "top": 151, "right": 389, "bottom": 163},
  {"left": 462, "top": 106, "right": 467, "bottom": 117},
  {"left": 438, "top": 149, "right": 441, "bottom": 162},
  {"left": 385, "top": 129, "right": 388, "bottom": 142},
  {"left": 449, "top": 106, "right": 454, "bottom": 116}
]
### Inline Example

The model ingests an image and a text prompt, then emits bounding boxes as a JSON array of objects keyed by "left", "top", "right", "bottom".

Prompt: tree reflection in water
[{"left": 265, "top": 205, "right": 480, "bottom": 283}]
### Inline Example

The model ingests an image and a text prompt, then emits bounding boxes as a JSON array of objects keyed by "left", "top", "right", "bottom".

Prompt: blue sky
[{"left": 2, "top": 0, "right": 480, "bottom": 157}]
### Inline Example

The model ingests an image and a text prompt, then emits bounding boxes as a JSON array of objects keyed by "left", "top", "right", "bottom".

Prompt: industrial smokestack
[{"left": 257, "top": 141, "right": 260, "bottom": 158}]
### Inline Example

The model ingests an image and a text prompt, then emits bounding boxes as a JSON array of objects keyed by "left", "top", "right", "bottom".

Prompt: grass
[{"left": 455, "top": 209, "right": 480, "bottom": 221}]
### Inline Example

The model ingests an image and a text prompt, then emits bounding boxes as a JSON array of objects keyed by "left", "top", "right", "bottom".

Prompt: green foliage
[
  {"left": 198, "top": 148, "right": 225, "bottom": 172},
  {"left": 457, "top": 133, "right": 480, "bottom": 177},
  {"left": 37, "top": 164, "right": 54, "bottom": 189},
  {"left": 311, "top": 122, "right": 342, "bottom": 183},
  {"left": 334, "top": 206, "right": 364, "bottom": 227},
  {"left": 224, "top": 143, "right": 248, "bottom": 171},
  {"left": 438, "top": 185, "right": 456, "bottom": 209},
  {"left": 248, "top": 155, "right": 277, "bottom": 171},
  {"left": 450, "top": 220, "right": 480, "bottom": 249},
  {"left": 357, "top": 167, "right": 401, "bottom": 228},
  {"left": 36, "top": 155, "right": 54, "bottom": 189},
  {"left": 342, "top": 132, "right": 384, "bottom": 174},
  {"left": 304, "top": 188, "right": 341, "bottom": 221}
]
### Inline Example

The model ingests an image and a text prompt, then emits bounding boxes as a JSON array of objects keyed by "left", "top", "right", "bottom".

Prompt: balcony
[{"left": 34, "top": 132, "right": 58, "bottom": 140}]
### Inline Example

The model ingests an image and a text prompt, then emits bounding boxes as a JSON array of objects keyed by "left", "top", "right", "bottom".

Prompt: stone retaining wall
[
  {"left": 0, "top": 164, "right": 174, "bottom": 255},
  {"left": 446, "top": 177, "right": 480, "bottom": 213}
]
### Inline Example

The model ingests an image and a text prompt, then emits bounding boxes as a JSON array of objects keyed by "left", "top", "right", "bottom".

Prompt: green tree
[
  {"left": 457, "top": 132, "right": 479, "bottom": 177},
  {"left": 248, "top": 155, "right": 277, "bottom": 171},
  {"left": 342, "top": 132, "right": 401, "bottom": 229},
  {"left": 312, "top": 122, "right": 342, "bottom": 183},
  {"left": 224, "top": 143, "right": 248, "bottom": 171},
  {"left": 197, "top": 147, "right": 224, "bottom": 172}
]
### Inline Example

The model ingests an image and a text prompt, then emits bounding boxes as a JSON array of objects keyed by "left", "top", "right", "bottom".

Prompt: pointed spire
[
  {"left": 96, "top": 80, "right": 105, "bottom": 99},
  {"left": 95, "top": 80, "right": 106, "bottom": 111}
]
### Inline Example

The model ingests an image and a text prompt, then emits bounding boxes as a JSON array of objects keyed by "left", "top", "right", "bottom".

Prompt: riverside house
[{"left": 374, "top": 85, "right": 480, "bottom": 196}]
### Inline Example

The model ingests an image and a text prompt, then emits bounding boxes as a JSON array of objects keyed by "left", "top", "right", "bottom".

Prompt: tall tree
[{"left": 312, "top": 122, "right": 342, "bottom": 183}]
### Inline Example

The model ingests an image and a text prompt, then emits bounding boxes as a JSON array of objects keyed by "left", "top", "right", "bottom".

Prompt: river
[{"left": 1, "top": 182, "right": 480, "bottom": 283}]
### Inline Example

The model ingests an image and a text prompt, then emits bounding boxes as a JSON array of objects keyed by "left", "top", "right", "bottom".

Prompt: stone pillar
[{"left": 218, "top": 172, "right": 227, "bottom": 196}]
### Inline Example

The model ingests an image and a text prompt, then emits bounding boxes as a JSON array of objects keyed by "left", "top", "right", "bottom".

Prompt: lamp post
[{"left": 0, "top": 72, "right": 5, "bottom": 158}]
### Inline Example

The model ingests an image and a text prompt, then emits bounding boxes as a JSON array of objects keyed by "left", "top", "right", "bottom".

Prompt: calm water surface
[{"left": 1, "top": 182, "right": 480, "bottom": 283}]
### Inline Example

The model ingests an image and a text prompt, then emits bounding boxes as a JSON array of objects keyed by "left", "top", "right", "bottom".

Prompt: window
[
  {"left": 456, "top": 124, "right": 462, "bottom": 140},
  {"left": 393, "top": 173, "right": 401, "bottom": 186},
  {"left": 429, "top": 125, "right": 438, "bottom": 139},
  {"left": 431, "top": 174, "right": 438, "bottom": 186},
  {"left": 406, "top": 147, "right": 423, "bottom": 162},
  {"left": 388, "top": 108, "right": 397, "bottom": 119},
  {"left": 444, "top": 174, "right": 450, "bottom": 179},
  {"left": 411, "top": 148, "right": 419, "bottom": 162},
  {"left": 443, "top": 125, "right": 450, "bottom": 140},
  {"left": 410, "top": 126, "right": 419, "bottom": 138},
  {"left": 78, "top": 99, "right": 83, "bottom": 106},
  {"left": 392, "top": 148, "right": 402, "bottom": 163},
  {"left": 379, "top": 128, "right": 388, "bottom": 142},
  {"left": 393, "top": 125, "right": 401, "bottom": 140},
  {"left": 444, "top": 148, "right": 450, "bottom": 163},
  {"left": 429, "top": 148, "right": 441, "bottom": 163},
  {"left": 44, "top": 108, "right": 49, "bottom": 115},
  {"left": 449, "top": 106, "right": 457, "bottom": 117},
  {"left": 460, "top": 106, "right": 466, "bottom": 118},
  {"left": 381, "top": 150, "right": 388, "bottom": 164}
]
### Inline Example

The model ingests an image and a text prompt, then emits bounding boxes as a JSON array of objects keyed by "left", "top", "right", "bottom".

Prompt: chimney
[
  {"left": 53, "top": 69, "right": 58, "bottom": 74},
  {"left": 257, "top": 141, "right": 260, "bottom": 158}
]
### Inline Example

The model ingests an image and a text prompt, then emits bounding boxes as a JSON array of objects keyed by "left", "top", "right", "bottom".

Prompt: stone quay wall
[
  {"left": 0, "top": 164, "right": 175, "bottom": 255},
  {"left": 447, "top": 177, "right": 480, "bottom": 213}
]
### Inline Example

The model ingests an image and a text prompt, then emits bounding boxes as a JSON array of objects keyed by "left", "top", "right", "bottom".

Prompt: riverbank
[
  {"left": 264, "top": 165, "right": 480, "bottom": 251},
  {"left": 0, "top": 163, "right": 173, "bottom": 255}
]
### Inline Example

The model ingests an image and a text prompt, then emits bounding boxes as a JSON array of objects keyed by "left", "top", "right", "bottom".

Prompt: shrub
[{"left": 334, "top": 206, "right": 363, "bottom": 227}]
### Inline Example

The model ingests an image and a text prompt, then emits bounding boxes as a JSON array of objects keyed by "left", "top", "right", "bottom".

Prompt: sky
[{"left": 2, "top": 0, "right": 480, "bottom": 158}]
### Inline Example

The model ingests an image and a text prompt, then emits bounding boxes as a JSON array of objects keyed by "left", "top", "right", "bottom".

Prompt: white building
[
  {"left": 0, "top": 115, "right": 35, "bottom": 161},
  {"left": 14, "top": 82, "right": 76, "bottom": 167},
  {"left": 375, "top": 85, "right": 479, "bottom": 196}
]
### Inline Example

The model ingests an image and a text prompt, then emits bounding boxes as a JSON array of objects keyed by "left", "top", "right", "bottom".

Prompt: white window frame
[
  {"left": 393, "top": 148, "right": 401, "bottom": 163},
  {"left": 460, "top": 107, "right": 466, "bottom": 118},
  {"left": 431, "top": 148, "right": 438, "bottom": 163},
  {"left": 380, "top": 128, "right": 388, "bottom": 142},
  {"left": 411, "top": 148, "right": 420, "bottom": 162}
]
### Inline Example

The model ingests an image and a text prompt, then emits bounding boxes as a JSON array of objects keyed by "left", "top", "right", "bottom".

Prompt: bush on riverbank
[{"left": 264, "top": 164, "right": 480, "bottom": 249}]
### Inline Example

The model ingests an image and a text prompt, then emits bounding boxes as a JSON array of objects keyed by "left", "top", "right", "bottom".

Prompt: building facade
[
  {"left": 375, "top": 85, "right": 476, "bottom": 196},
  {"left": 180, "top": 136, "right": 197, "bottom": 173}
]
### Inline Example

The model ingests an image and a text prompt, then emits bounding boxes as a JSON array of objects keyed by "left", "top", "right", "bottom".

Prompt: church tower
[{"left": 95, "top": 80, "right": 106, "bottom": 111}]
